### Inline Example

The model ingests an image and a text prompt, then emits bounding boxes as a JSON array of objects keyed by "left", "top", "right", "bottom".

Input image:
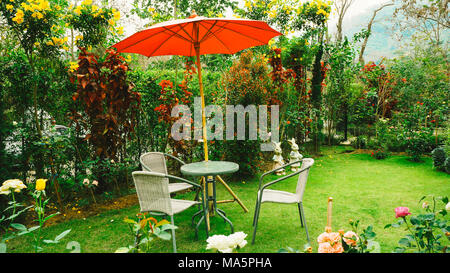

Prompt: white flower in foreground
[
  {"left": 206, "top": 234, "right": 232, "bottom": 253},
  {"left": 1, "top": 179, "right": 27, "bottom": 194},
  {"left": 228, "top": 231, "right": 248, "bottom": 249},
  {"left": 206, "top": 232, "right": 248, "bottom": 253},
  {"left": 446, "top": 202, "right": 450, "bottom": 211}
]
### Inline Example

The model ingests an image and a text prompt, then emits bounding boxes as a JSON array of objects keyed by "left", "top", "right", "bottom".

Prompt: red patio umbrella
[{"left": 112, "top": 12, "right": 282, "bottom": 161}]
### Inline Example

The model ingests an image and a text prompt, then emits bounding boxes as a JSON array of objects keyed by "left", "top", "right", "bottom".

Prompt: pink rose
[
  {"left": 395, "top": 207, "right": 411, "bottom": 218},
  {"left": 343, "top": 231, "right": 359, "bottom": 246},
  {"left": 318, "top": 242, "right": 344, "bottom": 253},
  {"left": 328, "top": 232, "right": 341, "bottom": 244},
  {"left": 92, "top": 180, "right": 98, "bottom": 186},
  {"left": 317, "top": 232, "right": 330, "bottom": 244}
]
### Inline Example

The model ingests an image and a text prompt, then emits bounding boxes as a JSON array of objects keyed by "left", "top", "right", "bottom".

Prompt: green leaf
[
  {"left": 160, "top": 224, "right": 177, "bottom": 231},
  {"left": 55, "top": 229, "right": 71, "bottom": 242},
  {"left": 10, "top": 223, "right": 27, "bottom": 231},
  {"left": 398, "top": 238, "right": 410, "bottom": 247},
  {"left": 394, "top": 247, "right": 406, "bottom": 253},
  {"left": 410, "top": 216, "right": 420, "bottom": 226},
  {"left": 0, "top": 243, "right": 6, "bottom": 253},
  {"left": 66, "top": 241, "right": 81, "bottom": 253},
  {"left": 366, "top": 240, "right": 381, "bottom": 253},
  {"left": 155, "top": 219, "right": 170, "bottom": 227},
  {"left": 123, "top": 218, "right": 136, "bottom": 224},
  {"left": 157, "top": 231, "right": 171, "bottom": 241},
  {"left": 44, "top": 212, "right": 60, "bottom": 222},
  {"left": 115, "top": 247, "right": 131, "bottom": 253}
]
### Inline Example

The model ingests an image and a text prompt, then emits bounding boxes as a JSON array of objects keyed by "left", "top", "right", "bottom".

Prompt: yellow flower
[
  {"left": 12, "top": 12, "right": 24, "bottom": 24},
  {"left": 6, "top": 4, "right": 13, "bottom": 10},
  {"left": 91, "top": 5, "right": 98, "bottom": 12},
  {"left": 35, "top": 179, "right": 47, "bottom": 191},
  {"left": 113, "top": 10, "right": 120, "bottom": 21},
  {"left": 116, "top": 26, "right": 123, "bottom": 35},
  {"left": 125, "top": 55, "right": 132, "bottom": 63},
  {"left": 81, "top": 0, "right": 92, "bottom": 6},
  {"left": 74, "top": 6, "right": 82, "bottom": 15}
]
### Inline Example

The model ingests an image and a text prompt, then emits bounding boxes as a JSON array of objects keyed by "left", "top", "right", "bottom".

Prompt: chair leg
[
  {"left": 299, "top": 202, "right": 310, "bottom": 244},
  {"left": 252, "top": 192, "right": 263, "bottom": 227},
  {"left": 252, "top": 195, "right": 259, "bottom": 227},
  {"left": 251, "top": 201, "right": 262, "bottom": 245},
  {"left": 297, "top": 203, "right": 304, "bottom": 227},
  {"left": 170, "top": 215, "right": 177, "bottom": 253}
]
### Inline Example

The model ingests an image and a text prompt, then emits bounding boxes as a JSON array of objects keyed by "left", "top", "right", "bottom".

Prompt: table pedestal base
[{"left": 195, "top": 176, "right": 234, "bottom": 233}]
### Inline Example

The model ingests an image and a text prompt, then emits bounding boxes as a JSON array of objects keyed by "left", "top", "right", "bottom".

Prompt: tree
[
  {"left": 392, "top": 0, "right": 449, "bottom": 46},
  {"left": 358, "top": 2, "right": 394, "bottom": 64},
  {"left": 334, "top": 0, "right": 354, "bottom": 43}
]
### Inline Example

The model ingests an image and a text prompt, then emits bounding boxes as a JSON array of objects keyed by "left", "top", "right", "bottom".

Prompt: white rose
[
  {"left": 228, "top": 232, "right": 248, "bottom": 249},
  {"left": 446, "top": 202, "right": 450, "bottom": 211},
  {"left": 206, "top": 235, "right": 231, "bottom": 253}
]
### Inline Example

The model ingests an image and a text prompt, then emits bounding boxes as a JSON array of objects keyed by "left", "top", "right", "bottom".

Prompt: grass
[{"left": 6, "top": 146, "right": 449, "bottom": 253}]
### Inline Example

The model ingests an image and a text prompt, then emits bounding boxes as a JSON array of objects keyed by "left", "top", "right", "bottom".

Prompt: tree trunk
[{"left": 359, "top": 3, "right": 394, "bottom": 64}]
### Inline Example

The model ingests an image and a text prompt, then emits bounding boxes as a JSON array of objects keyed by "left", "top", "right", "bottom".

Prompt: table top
[{"left": 180, "top": 161, "right": 239, "bottom": 177}]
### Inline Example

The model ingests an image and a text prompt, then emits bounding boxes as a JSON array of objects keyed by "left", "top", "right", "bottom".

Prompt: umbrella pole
[
  {"left": 195, "top": 45, "right": 214, "bottom": 229},
  {"left": 194, "top": 46, "right": 209, "bottom": 161}
]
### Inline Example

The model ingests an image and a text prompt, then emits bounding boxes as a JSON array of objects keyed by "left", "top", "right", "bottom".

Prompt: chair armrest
[
  {"left": 165, "top": 174, "right": 202, "bottom": 189},
  {"left": 260, "top": 165, "right": 311, "bottom": 192},
  {"left": 258, "top": 160, "right": 302, "bottom": 190},
  {"left": 164, "top": 153, "right": 186, "bottom": 165}
]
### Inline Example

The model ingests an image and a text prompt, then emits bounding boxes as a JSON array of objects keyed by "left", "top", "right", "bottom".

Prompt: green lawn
[{"left": 6, "top": 146, "right": 450, "bottom": 253}]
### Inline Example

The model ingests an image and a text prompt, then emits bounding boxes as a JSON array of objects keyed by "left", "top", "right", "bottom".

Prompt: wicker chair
[
  {"left": 140, "top": 152, "right": 195, "bottom": 195},
  {"left": 132, "top": 171, "right": 208, "bottom": 253},
  {"left": 251, "top": 158, "right": 314, "bottom": 245}
]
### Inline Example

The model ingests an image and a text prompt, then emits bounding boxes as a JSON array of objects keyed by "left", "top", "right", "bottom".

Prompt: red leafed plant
[
  {"left": 70, "top": 47, "right": 141, "bottom": 161},
  {"left": 154, "top": 58, "right": 195, "bottom": 157},
  {"left": 268, "top": 47, "right": 295, "bottom": 106}
]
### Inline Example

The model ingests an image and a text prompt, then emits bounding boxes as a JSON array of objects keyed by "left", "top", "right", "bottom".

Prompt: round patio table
[{"left": 181, "top": 161, "right": 239, "bottom": 233}]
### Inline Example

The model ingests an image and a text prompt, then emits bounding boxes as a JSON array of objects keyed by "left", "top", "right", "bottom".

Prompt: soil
[{"left": 21, "top": 193, "right": 139, "bottom": 228}]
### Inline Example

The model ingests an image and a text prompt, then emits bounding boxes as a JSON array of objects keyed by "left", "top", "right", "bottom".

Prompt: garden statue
[
  {"left": 287, "top": 138, "right": 303, "bottom": 172},
  {"left": 272, "top": 141, "right": 285, "bottom": 175}
]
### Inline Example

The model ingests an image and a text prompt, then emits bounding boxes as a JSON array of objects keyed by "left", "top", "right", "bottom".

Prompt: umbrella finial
[{"left": 189, "top": 10, "right": 198, "bottom": 18}]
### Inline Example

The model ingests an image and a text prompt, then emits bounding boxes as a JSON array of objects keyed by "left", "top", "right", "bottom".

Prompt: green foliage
[
  {"left": 385, "top": 195, "right": 449, "bottom": 253},
  {"left": 431, "top": 147, "right": 446, "bottom": 171},
  {"left": 116, "top": 213, "right": 176, "bottom": 253},
  {"left": 220, "top": 51, "right": 273, "bottom": 177},
  {"left": 444, "top": 157, "right": 450, "bottom": 174}
]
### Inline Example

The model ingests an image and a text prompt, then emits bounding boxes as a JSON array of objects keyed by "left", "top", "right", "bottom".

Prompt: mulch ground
[{"left": 21, "top": 193, "right": 139, "bottom": 228}]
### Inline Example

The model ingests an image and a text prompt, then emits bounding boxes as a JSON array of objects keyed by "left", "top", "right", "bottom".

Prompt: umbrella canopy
[{"left": 113, "top": 14, "right": 282, "bottom": 57}]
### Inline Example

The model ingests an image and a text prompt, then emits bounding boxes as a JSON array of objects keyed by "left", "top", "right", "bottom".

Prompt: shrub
[
  {"left": 431, "top": 147, "right": 446, "bottom": 171},
  {"left": 220, "top": 51, "right": 272, "bottom": 177},
  {"left": 351, "top": 135, "right": 366, "bottom": 149},
  {"left": 371, "top": 149, "right": 388, "bottom": 160},
  {"left": 444, "top": 157, "right": 450, "bottom": 174},
  {"left": 405, "top": 131, "right": 432, "bottom": 162}
]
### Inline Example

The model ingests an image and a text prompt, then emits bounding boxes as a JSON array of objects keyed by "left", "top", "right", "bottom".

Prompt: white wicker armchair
[
  {"left": 140, "top": 152, "right": 195, "bottom": 194},
  {"left": 132, "top": 171, "right": 208, "bottom": 253}
]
